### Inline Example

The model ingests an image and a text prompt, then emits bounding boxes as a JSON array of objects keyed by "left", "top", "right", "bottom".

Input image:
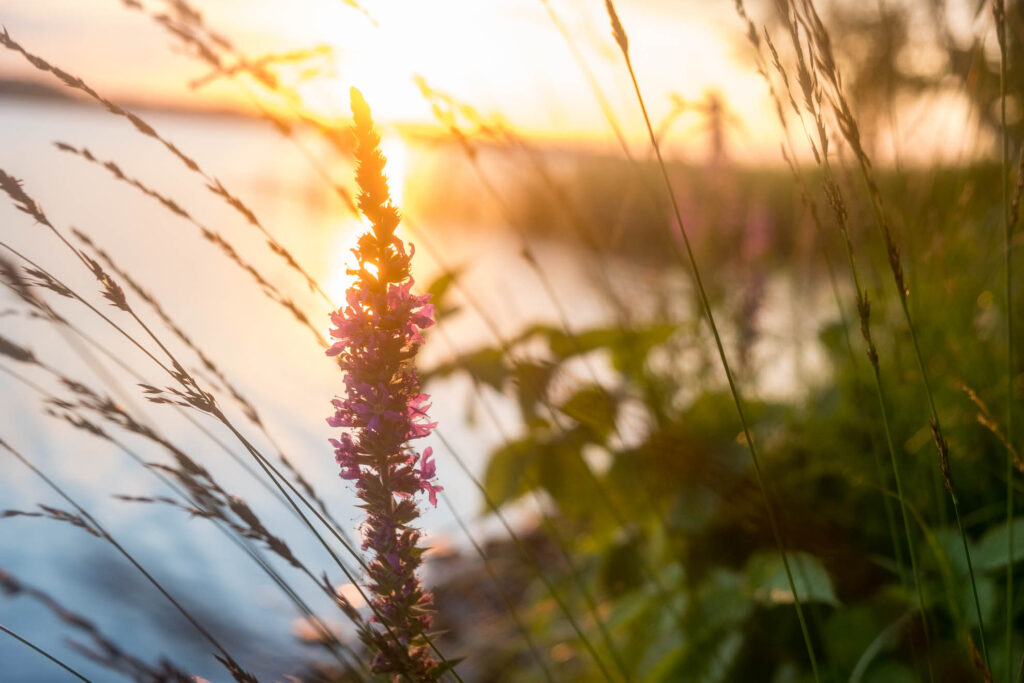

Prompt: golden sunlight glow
[
  {"left": 380, "top": 135, "right": 408, "bottom": 207},
  {"left": 324, "top": 218, "right": 363, "bottom": 310},
  {"left": 285, "top": 0, "right": 779, "bottom": 153},
  {"left": 14, "top": 0, "right": 976, "bottom": 161},
  {"left": 324, "top": 135, "right": 410, "bottom": 310}
]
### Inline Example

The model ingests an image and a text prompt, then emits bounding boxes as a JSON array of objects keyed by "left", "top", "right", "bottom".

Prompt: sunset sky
[{"left": 0, "top": 0, "right": 996, "bottom": 161}]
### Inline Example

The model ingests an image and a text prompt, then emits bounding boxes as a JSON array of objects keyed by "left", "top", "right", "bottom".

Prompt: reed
[
  {"left": 744, "top": 3, "right": 936, "bottom": 677},
  {"left": 994, "top": 1, "right": 1016, "bottom": 679},
  {"left": 605, "top": 0, "right": 821, "bottom": 678},
  {"left": 795, "top": 0, "right": 991, "bottom": 672}
]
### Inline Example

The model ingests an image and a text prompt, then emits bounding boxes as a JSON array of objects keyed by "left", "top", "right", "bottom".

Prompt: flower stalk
[{"left": 327, "top": 87, "right": 444, "bottom": 680}]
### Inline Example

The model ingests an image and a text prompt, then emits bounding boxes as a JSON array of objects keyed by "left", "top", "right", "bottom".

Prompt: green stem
[
  {"left": 900, "top": 293, "right": 991, "bottom": 671},
  {"left": 437, "top": 429, "right": 621, "bottom": 683},
  {"left": 609, "top": 24, "right": 821, "bottom": 680},
  {"left": 798, "top": 0, "right": 991, "bottom": 661},
  {"left": 997, "top": 0, "right": 1015, "bottom": 677},
  {"left": 869, "top": 364, "right": 934, "bottom": 676},
  {"left": 441, "top": 491, "right": 557, "bottom": 683}
]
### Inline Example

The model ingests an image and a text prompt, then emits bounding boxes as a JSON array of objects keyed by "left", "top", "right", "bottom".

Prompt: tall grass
[{"left": 994, "top": 1, "right": 1016, "bottom": 680}]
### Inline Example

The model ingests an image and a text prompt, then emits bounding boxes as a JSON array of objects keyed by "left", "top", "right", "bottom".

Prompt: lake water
[{"left": 0, "top": 99, "right": 834, "bottom": 681}]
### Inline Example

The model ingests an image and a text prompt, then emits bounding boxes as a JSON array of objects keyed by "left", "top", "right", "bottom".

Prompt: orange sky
[{"left": 0, "top": 0, "right": 996, "bottom": 162}]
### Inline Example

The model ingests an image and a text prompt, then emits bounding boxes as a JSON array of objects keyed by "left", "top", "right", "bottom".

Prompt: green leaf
[
  {"left": 608, "top": 324, "right": 676, "bottom": 376},
  {"left": 648, "top": 630, "right": 743, "bottom": 683},
  {"left": 848, "top": 612, "right": 913, "bottom": 683},
  {"left": 973, "top": 517, "right": 1024, "bottom": 572},
  {"left": 512, "top": 360, "right": 556, "bottom": 422},
  {"left": 429, "top": 346, "right": 508, "bottom": 390},
  {"left": 687, "top": 569, "right": 751, "bottom": 634},
  {"left": 481, "top": 438, "right": 534, "bottom": 510},
  {"left": 931, "top": 525, "right": 970, "bottom": 577},
  {"left": 425, "top": 267, "right": 462, "bottom": 319},
  {"left": 559, "top": 385, "right": 617, "bottom": 438},
  {"left": 482, "top": 427, "right": 608, "bottom": 517},
  {"left": 603, "top": 588, "right": 655, "bottom": 633},
  {"left": 547, "top": 327, "right": 620, "bottom": 359},
  {"left": 824, "top": 605, "right": 890, "bottom": 675},
  {"left": 641, "top": 569, "right": 749, "bottom": 681},
  {"left": 432, "top": 656, "right": 466, "bottom": 675},
  {"left": 744, "top": 551, "right": 840, "bottom": 607},
  {"left": 535, "top": 430, "right": 602, "bottom": 514},
  {"left": 958, "top": 575, "right": 997, "bottom": 629}
]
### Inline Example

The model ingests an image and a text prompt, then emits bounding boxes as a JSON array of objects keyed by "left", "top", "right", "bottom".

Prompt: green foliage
[
  {"left": 974, "top": 518, "right": 1024, "bottom": 572},
  {"left": 424, "top": 160, "right": 1024, "bottom": 679},
  {"left": 425, "top": 268, "right": 463, "bottom": 320},
  {"left": 744, "top": 551, "right": 841, "bottom": 608}
]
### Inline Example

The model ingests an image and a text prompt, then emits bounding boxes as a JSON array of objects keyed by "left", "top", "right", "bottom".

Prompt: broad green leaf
[
  {"left": 931, "top": 525, "right": 970, "bottom": 576},
  {"left": 745, "top": 551, "right": 840, "bottom": 607},
  {"left": 680, "top": 569, "right": 751, "bottom": 642},
  {"left": 535, "top": 430, "right": 603, "bottom": 514},
  {"left": 958, "top": 575, "right": 997, "bottom": 629},
  {"left": 647, "top": 630, "right": 743, "bottom": 683},
  {"left": 482, "top": 438, "right": 534, "bottom": 510},
  {"left": 973, "top": 517, "right": 1024, "bottom": 572},
  {"left": 559, "top": 385, "right": 618, "bottom": 438},
  {"left": 608, "top": 324, "right": 677, "bottom": 376},
  {"left": 547, "top": 327, "right": 620, "bottom": 359},
  {"left": 512, "top": 360, "right": 556, "bottom": 422},
  {"left": 429, "top": 346, "right": 507, "bottom": 390},
  {"left": 424, "top": 267, "right": 463, "bottom": 319},
  {"left": 482, "top": 428, "right": 602, "bottom": 516}
]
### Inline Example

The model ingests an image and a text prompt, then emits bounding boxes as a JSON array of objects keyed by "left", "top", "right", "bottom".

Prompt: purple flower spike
[{"left": 325, "top": 87, "right": 445, "bottom": 681}]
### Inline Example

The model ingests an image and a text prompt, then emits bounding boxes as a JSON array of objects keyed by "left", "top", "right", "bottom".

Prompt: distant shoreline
[{"left": 0, "top": 76, "right": 253, "bottom": 121}]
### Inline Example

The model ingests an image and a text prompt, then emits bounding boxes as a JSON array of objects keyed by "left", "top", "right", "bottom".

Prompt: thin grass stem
[
  {"left": 0, "top": 439, "right": 250, "bottom": 677},
  {"left": 996, "top": 0, "right": 1016, "bottom": 677},
  {"left": 439, "top": 490, "right": 556, "bottom": 683},
  {"left": 0, "top": 623, "right": 93, "bottom": 682},
  {"left": 434, "top": 427, "right": 619, "bottom": 682},
  {"left": 603, "top": 2, "right": 821, "bottom": 678},
  {"left": 0, "top": 362, "right": 366, "bottom": 677}
]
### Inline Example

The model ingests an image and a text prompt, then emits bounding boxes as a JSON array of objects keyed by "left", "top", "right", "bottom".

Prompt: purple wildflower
[{"left": 326, "top": 87, "right": 444, "bottom": 680}]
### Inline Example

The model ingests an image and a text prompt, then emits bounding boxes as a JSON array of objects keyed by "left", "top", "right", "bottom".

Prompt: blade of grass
[
  {"left": 733, "top": 0, "right": 907, "bottom": 590},
  {"left": 792, "top": 0, "right": 991, "bottom": 668},
  {"left": 0, "top": 361, "right": 367, "bottom": 678},
  {"left": 0, "top": 623, "right": 93, "bottom": 682},
  {"left": 603, "top": 2, "right": 820, "bottom": 679},
  {"left": 440, "top": 490, "right": 557, "bottom": 683},
  {"left": 1, "top": 179, "right": 453, "bottom": 682},
  {"left": 0, "top": 438, "right": 254, "bottom": 680},
  {"left": 434, "top": 427, "right": 620, "bottom": 683},
  {"left": 994, "top": 0, "right": 1015, "bottom": 677},
  {"left": 754, "top": 9, "right": 935, "bottom": 676}
]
